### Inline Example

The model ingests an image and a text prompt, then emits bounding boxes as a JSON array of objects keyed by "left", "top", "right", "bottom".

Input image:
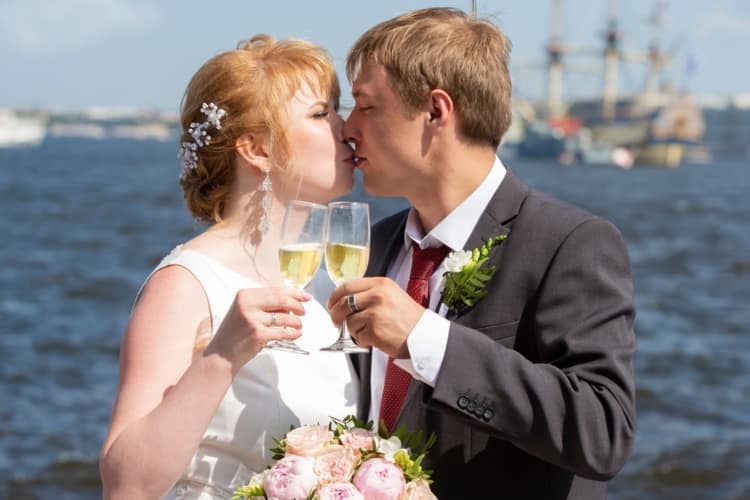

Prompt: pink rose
[
  {"left": 314, "top": 446, "right": 358, "bottom": 484},
  {"left": 399, "top": 479, "right": 437, "bottom": 500},
  {"left": 352, "top": 458, "right": 405, "bottom": 500},
  {"left": 317, "top": 481, "right": 365, "bottom": 500},
  {"left": 263, "top": 455, "right": 317, "bottom": 500},
  {"left": 285, "top": 424, "right": 334, "bottom": 457},
  {"left": 339, "top": 428, "right": 377, "bottom": 452}
]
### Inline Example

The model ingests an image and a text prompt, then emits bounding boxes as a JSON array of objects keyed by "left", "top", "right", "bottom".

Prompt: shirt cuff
[{"left": 393, "top": 310, "right": 450, "bottom": 387}]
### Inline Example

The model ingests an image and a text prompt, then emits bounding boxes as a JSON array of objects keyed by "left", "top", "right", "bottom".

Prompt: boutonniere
[{"left": 440, "top": 234, "right": 507, "bottom": 315}]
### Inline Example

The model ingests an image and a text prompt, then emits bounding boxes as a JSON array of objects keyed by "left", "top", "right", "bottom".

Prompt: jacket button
[
  {"left": 475, "top": 405, "right": 485, "bottom": 417},
  {"left": 457, "top": 396, "right": 469, "bottom": 409},
  {"left": 482, "top": 409, "right": 494, "bottom": 421},
  {"left": 467, "top": 400, "right": 477, "bottom": 413}
]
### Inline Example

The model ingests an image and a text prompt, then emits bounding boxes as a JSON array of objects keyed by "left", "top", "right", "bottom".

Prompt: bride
[{"left": 100, "top": 35, "right": 359, "bottom": 499}]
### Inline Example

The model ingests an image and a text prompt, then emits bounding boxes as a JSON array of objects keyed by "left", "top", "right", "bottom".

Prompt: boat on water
[
  {"left": 0, "top": 109, "right": 47, "bottom": 148},
  {"left": 515, "top": 0, "right": 709, "bottom": 168}
]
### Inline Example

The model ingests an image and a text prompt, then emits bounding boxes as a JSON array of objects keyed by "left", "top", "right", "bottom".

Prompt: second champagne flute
[
  {"left": 272, "top": 200, "right": 327, "bottom": 355},
  {"left": 321, "top": 201, "right": 370, "bottom": 353}
]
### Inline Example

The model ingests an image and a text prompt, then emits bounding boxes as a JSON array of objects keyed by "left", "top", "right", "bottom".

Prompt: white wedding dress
[{"left": 140, "top": 246, "right": 359, "bottom": 499}]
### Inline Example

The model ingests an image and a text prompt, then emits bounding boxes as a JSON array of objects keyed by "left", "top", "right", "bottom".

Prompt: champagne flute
[
  {"left": 321, "top": 201, "right": 370, "bottom": 353},
  {"left": 271, "top": 200, "right": 327, "bottom": 355}
]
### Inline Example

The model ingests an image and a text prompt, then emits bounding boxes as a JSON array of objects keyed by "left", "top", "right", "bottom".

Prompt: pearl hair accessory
[{"left": 178, "top": 102, "right": 227, "bottom": 175}]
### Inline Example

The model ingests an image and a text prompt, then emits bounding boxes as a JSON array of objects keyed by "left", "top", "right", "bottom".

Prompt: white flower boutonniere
[{"left": 440, "top": 234, "right": 507, "bottom": 315}]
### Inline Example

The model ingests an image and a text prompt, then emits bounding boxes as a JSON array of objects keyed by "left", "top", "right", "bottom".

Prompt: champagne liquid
[
  {"left": 326, "top": 243, "right": 370, "bottom": 285},
  {"left": 279, "top": 243, "right": 323, "bottom": 288}
]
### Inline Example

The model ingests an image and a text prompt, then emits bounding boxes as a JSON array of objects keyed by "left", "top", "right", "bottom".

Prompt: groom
[{"left": 329, "top": 7, "right": 636, "bottom": 500}]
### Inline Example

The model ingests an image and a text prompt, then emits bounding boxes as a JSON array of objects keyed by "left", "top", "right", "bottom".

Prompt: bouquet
[{"left": 233, "top": 415, "right": 437, "bottom": 500}]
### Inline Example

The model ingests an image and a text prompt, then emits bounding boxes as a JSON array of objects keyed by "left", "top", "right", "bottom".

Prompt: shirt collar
[{"left": 404, "top": 156, "right": 507, "bottom": 252}]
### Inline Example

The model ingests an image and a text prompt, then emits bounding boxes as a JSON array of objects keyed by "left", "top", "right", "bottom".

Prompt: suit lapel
[
  {"left": 448, "top": 169, "right": 528, "bottom": 324},
  {"left": 367, "top": 210, "right": 408, "bottom": 278},
  {"left": 463, "top": 168, "right": 527, "bottom": 250},
  {"left": 395, "top": 169, "right": 530, "bottom": 426}
]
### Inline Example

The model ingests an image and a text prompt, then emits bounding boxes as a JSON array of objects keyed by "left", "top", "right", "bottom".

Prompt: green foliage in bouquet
[
  {"left": 377, "top": 420, "right": 437, "bottom": 483},
  {"left": 232, "top": 482, "right": 265, "bottom": 500}
]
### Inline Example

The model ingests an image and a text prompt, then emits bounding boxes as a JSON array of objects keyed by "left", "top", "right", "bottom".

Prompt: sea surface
[{"left": 1, "top": 138, "right": 748, "bottom": 499}]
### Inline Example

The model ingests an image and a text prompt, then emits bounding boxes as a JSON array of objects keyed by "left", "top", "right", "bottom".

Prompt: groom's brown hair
[{"left": 346, "top": 7, "right": 512, "bottom": 149}]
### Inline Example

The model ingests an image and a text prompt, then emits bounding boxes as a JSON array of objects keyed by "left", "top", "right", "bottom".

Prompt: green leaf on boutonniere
[{"left": 440, "top": 234, "right": 507, "bottom": 315}]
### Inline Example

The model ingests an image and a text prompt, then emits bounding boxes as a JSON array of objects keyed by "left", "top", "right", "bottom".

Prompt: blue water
[{"left": 1, "top": 138, "right": 749, "bottom": 499}]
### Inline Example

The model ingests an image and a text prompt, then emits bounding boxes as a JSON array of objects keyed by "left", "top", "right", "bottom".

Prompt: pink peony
[
  {"left": 400, "top": 479, "right": 437, "bottom": 500},
  {"left": 263, "top": 455, "right": 317, "bottom": 500},
  {"left": 285, "top": 424, "right": 334, "bottom": 457},
  {"left": 314, "top": 446, "right": 358, "bottom": 484},
  {"left": 352, "top": 458, "right": 405, "bottom": 500},
  {"left": 317, "top": 481, "right": 365, "bottom": 500},
  {"left": 339, "top": 428, "right": 377, "bottom": 452}
]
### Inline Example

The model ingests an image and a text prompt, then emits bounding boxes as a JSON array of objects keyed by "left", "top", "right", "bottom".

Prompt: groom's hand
[{"left": 328, "top": 277, "right": 425, "bottom": 359}]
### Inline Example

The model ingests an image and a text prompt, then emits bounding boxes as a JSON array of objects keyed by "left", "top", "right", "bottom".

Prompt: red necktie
[{"left": 379, "top": 242, "right": 450, "bottom": 432}]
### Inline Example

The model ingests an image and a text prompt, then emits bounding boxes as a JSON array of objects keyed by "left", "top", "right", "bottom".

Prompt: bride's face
[{"left": 282, "top": 82, "right": 356, "bottom": 204}]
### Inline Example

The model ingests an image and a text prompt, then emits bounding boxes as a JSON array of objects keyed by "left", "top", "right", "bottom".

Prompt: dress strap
[{"left": 132, "top": 245, "right": 232, "bottom": 335}]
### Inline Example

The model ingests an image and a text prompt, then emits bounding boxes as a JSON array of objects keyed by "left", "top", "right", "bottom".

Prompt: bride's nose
[{"left": 333, "top": 113, "right": 346, "bottom": 141}]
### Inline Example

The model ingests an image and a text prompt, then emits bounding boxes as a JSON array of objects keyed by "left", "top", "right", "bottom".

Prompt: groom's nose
[{"left": 342, "top": 115, "right": 359, "bottom": 146}]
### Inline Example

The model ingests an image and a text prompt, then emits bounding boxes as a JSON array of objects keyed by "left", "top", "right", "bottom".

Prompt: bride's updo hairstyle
[{"left": 178, "top": 34, "right": 341, "bottom": 224}]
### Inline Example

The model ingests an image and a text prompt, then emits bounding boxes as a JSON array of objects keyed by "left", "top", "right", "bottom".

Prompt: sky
[{"left": 1, "top": 0, "right": 748, "bottom": 111}]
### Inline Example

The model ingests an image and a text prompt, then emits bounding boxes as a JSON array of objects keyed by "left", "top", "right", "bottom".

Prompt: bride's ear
[{"left": 235, "top": 133, "right": 271, "bottom": 173}]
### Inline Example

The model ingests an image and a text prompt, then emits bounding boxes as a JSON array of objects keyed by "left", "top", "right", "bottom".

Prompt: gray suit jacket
[{"left": 355, "top": 170, "right": 636, "bottom": 499}]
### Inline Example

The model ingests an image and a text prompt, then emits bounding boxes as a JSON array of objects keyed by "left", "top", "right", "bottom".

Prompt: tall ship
[
  {"left": 0, "top": 109, "right": 47, "bottom": 148},
  {"left": 515, "top": 0, "right": 707, "bottom": 168}
]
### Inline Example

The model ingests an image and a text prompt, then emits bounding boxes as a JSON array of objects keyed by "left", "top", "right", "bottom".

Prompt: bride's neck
[{"left": 204, "top": 188, "right": 289, "bottom": 286}]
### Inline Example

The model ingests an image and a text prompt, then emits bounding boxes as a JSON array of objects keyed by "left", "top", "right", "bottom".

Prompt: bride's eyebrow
[{"left": 308, "top": 100, "right": 330, "bottom": 112}]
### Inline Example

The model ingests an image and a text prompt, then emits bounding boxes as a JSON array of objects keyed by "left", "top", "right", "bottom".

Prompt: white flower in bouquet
[{"left": 374, "top": 435, "right": 403, "bottom": 461}]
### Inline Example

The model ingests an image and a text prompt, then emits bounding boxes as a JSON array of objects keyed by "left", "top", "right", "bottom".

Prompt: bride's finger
[
  {"left": 264, "top": 311, "right": 303, "bottom": 331},
  {"left": 238, "top": 288, "right": 308, "bottom": 316},
  {"left": 263, "top": 324, "right": 303, "bottom": 342}
]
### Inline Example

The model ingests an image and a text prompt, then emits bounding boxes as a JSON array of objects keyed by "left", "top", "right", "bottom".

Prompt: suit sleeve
[{"left": 428, "top": 217, "right": 636, "bottom": 480}]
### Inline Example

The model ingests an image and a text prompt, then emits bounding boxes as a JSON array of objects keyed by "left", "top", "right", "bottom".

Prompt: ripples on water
[{"left": 0, "top": 139, "right": 748, "bottom": 499}]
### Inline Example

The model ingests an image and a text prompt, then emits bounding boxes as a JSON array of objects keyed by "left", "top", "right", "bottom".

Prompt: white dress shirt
[{"left": 368, "top": 156, "right": 507, "bottom": 423}]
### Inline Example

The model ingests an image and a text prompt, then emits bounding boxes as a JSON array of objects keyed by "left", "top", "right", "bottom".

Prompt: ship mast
[
  {"left": 644, "top": 2, "right": 667, "bottom": 98},
  {"left": 602, "top": 0, "right": 620, "bottom": 121},
  {"left": 546, "top": 0, "right": 565, "bottom": 118}
]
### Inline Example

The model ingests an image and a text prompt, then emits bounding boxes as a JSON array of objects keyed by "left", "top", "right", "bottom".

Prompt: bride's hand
[{"left": 204, "top": 287, "right": 311, "bottom": 372}]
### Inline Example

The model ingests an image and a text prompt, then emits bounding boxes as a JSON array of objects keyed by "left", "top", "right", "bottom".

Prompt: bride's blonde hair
[{"left": 179, "top": 34, "right": 340, "bottom": 224}]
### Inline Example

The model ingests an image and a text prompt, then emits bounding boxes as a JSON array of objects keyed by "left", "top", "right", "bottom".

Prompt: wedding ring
[
  {"left": 270, "top": 312, "right": 279, "bottom": 327},
  {"left": 347, "top": 294, "right": 360, "bottom": 314}
]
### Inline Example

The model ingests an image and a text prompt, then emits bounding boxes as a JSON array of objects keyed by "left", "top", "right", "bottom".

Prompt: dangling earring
[{"left": 260, "top": 169, "right": 272, "bottom": 234}]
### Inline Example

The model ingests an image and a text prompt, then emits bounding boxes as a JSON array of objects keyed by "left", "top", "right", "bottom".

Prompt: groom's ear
[
  {"left": 427, "top": 89, "right": 454, "bottom": 126},
  {"left": 235, "top": 133, "right": 271, "bottom": 172}
]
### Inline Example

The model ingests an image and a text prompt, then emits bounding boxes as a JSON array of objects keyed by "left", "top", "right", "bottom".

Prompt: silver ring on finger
[
  {"left": 269, "top": 312, "right": 279, "bottom": 327},
  {"left": 347, "top": 294, "right": 360, "bottom": 314}
]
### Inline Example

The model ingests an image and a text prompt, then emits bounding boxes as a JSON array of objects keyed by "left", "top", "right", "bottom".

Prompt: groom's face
[{"left": 344, "top": 62, "right": 427, "bottom": 198}]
